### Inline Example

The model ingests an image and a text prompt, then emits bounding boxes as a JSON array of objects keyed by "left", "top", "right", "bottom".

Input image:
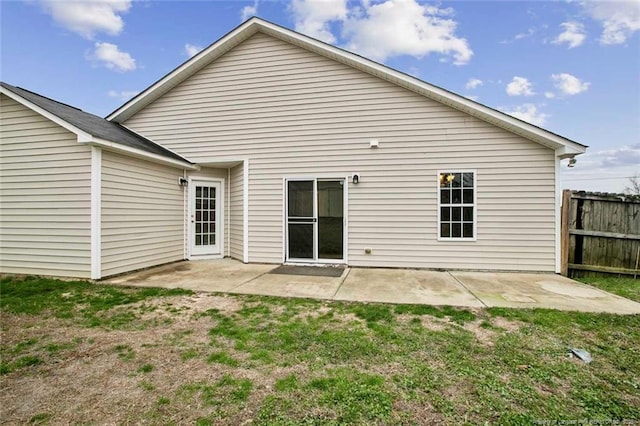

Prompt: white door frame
[
  {"left": 188, "top": 177, "right": 225, "bottom": 259},
  {"left": 282, "top": 176, "right": 348, "bottom": 265}
]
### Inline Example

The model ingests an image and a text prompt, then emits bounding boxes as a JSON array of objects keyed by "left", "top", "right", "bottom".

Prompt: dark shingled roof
[{"left": 1, "top": 82, "right": 191, "bottom": 164}]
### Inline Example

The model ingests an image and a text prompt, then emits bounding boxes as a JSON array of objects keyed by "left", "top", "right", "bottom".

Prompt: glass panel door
[
  {"left": 286, "top": 179, "right": 344, "bottom": 262},
  {"left": 317, "top": 180, "right": 344, "bottom": 259},
  {"left": 287, "top": 180, "right": 315, "bottom": 260},
  {"left": 191, "top": 181, "right": 221, "bottom": 256}
]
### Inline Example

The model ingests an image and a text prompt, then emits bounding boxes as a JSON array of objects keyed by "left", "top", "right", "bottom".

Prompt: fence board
[{"left": 562, "top": 190, "right": 640, "bottom": 278}]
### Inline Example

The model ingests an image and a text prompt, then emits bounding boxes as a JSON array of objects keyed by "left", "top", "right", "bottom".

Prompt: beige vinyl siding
[
  {"left": 229, "top": 162, "right": 244, "bottom": 260},
  {"left": 101, "top": 150, "right": 185, "bottom": 277},
  {"left": 0, "top": 94, "right": 92, "bottom": 278},
  {"left": 124, "top": 33, "right": 557, "bottom": 271}
]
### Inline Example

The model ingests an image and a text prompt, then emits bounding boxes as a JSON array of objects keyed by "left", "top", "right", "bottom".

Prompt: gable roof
[
  {"left": 1, "top": 82, "right": 195, "bottom": 168},
  {"left": 107, "top": 17, "right": 586, "bottom": 157}
]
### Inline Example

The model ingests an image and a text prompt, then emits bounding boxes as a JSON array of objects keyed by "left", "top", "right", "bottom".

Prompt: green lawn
[
  {"left": 577, "top": 276, "right": 640, "bottom": 303},
  {"left": 1, "top": 275, "right": 639, "bottom": 425}
]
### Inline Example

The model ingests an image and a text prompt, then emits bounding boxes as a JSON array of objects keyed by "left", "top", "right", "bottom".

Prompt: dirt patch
[
  {"left": 491, "top": 316, "right": 523, "bottom": 333},
  {"left": 462, "top": 321, "right": 497, "bottom": 346}
]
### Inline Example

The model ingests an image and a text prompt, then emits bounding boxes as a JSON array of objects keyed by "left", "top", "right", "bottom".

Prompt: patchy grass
[
  {"left": 0, "top": 275, "right": 192, "bottom": 330},
  {"left": 578, "top": 276, "right": 640, "bottom": 302},
  {"left": 1, "top": 275, "right": 639, "bottom": 425}
]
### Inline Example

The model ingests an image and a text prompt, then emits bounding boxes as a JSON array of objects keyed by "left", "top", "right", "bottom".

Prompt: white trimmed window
[{"left": 438, "top": 171, "right": 476, "bottom": 240}]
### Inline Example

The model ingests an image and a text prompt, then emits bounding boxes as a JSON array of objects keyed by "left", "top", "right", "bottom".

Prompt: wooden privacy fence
[{"left": 561, "top": 190, "right": 640, "bottom": 278}]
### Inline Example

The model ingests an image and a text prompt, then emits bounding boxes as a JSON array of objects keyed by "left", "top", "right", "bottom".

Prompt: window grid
[
  {"left": 194, "top": 186, "right": 216, "bottom": 246},
  {"left": 438, "top": 171, "right": 475, "bottom": 240}
]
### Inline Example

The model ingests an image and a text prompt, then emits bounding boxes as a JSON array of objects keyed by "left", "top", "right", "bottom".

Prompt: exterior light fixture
[
  {"left": 568, "top": 158, "right": 577, "bottom": 168},
  {"left": 352, "top": 174, "right": 360, "bottom": 184},
  {"left": 178, "top": 177, "right": 188, "bottom": 186}
]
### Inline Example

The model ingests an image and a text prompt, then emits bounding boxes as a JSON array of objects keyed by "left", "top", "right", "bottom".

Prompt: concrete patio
[{"left": 105, "top": 259, "right": 640, "bottom": 315}]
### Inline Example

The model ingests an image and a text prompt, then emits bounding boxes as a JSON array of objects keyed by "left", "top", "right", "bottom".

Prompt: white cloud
[
  {"left": 552, "top": 21, "right": 586, "bottom": 48},
  {"left": 37, "top": 0, "right": 131, "bottom": 39},
  {"left": 562, "top": 144, "right": 640, "bottom": 192},
  {"left": 544, "top": 91, "right": 556, "bottom": 99},
  {"left": 108, "top": 89, "right": 139, "bottom": 101},
  {"left": 582, "top": 1, "right": 640, "bottom": 45},
  {"left": 465, "top": 78, "right": 483, "bottom": 90},
  {"left": 515, "top": 27, "right": 536, "bottom": 40},
  {"left": 241, "top": 0, "right": 258, "bottom": 21},
  {"left": 289, "top": 0, "right": 472, "bottom": 64},
  {"left": 185, "top": 43, "right": 203, "bottom": 58},
  {"left": 290, "top": 0, "right": 347, "bottom": 43},
  {"left": 552, "top": 73, "right": 590, "bottom": 95},
  {"left": 599, "top": 143, "right": 640, "bottom": 167},
  {"left": 506, "top": 76, "right": 535, "bottom": 96},
  {"left": 342, "top": 0, "right": 473, "bottom": 64},
  {"left": 91, "top": 42, "right": 136, "bottom": 72},
  {"left": 503, "top": 104, "right": 549, "bottom": 126},
  {"left": 500, "top": 27, "right": 535, "bottom": 44}
]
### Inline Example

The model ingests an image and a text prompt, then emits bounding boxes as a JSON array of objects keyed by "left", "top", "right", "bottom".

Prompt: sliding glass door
[{"left": 286, "top": 179, "right": 344, "bottom": 262}]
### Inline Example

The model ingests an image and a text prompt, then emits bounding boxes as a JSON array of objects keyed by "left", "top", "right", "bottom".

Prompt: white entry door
[{"left": 190, "top": 180, "right": 222, "bottom": 257}]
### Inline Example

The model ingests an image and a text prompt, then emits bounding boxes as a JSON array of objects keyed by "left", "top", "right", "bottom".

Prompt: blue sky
[{"left": 1, "top": 0, "right": 639, "bottom": 192}]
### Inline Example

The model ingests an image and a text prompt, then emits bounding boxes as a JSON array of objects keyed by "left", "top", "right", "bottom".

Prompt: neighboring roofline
[
  {"left": 107, "top": 17, "right": 586, "bottom": 156},
  {"left": 1, "top": 85, "right": 197, "bottom": 170}
]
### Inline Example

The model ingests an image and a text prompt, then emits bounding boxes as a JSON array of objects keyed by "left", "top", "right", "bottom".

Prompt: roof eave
[
  {"left": 1, "top": 85, "right": 197, "bottom": 169},
  {"left": 83, "top": 137, "right": 198, "bottom": 170},
  {"left": 107, "top": 17, "right": 587, "bottom": 154}
]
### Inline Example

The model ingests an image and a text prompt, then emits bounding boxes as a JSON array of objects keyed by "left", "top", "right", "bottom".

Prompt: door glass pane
[
  {"left": 288, "top": 181, "right": 314, "bottom": 217},
  {"left": 194, "top": 185, "right": 217, "bottom": 248},
  {"left": 288, "top": 223, "right": 314, "bottom": 259},
  {"left": 318, "top": 180, "right": 343, "bottom": 259}
]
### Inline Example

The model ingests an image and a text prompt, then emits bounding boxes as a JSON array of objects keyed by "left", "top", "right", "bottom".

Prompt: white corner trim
[
  {"left": 554, "top": 154, "right": 562, "bottom": 273},
  {"left": 183, "top": 169, "right": 188, "bottom": 260},
  {"left": 90, "top": 146, "right": 102, "bottom": 280},
  {"left": 227, "top": 167, "right": 231, "bottom": 258},
  {"left": 1, "top": 86, "right": 93, "bottom": 141},
  {"left": 83, "top": 137, "right": 197, "bottom": 170},
  {"left": 243, "top": 159, "right": 249, "bottom": 263},
  {"left": 343, "top": 174, "right": 349, "bottom": 265}
]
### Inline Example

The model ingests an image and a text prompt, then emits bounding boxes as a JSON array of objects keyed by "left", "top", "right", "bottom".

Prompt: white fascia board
[
  {"left": 555, "top": 145, "right": 586, "bottom": 158},
  {"left": 1, "top": 86, "right": 93, "bottom": 141},
  {"left": 82, "top": 137, "right": 198, "bottom": 170}
]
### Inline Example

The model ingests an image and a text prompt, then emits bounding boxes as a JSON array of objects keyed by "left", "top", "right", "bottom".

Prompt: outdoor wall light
[
  {"left": 178, "top": 177, "right": 188, "bottom": 186},
  {"left": 568, "top": 158, "right": 577, "bottom": 168},
  {"left": 352, "top": 174, "right": 360, "bottom": 184}
]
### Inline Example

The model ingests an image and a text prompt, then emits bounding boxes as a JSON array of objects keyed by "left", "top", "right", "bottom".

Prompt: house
[{"left": 0, "top": 17, "right": 586, "bottom": 280}]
